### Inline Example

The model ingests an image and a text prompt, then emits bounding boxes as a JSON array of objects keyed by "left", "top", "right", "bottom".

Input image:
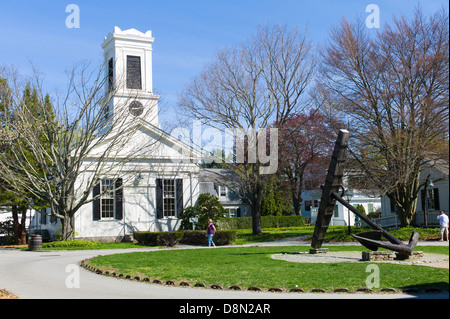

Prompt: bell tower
[{"left": 102, "top": 26, "right": 159, "bottom": 127}]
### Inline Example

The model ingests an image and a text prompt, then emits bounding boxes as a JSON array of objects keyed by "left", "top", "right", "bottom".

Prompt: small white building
[
  {"left": 379, "top": 161, "right": 449, "bottom": 228},
  {"left": 304, "top": 189, "right": 381, "bottom": 227}
]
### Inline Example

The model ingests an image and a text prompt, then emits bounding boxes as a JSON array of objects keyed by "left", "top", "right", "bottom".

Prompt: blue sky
[{"left": 0, "top": 0, "right": 448, "bottom": 129}]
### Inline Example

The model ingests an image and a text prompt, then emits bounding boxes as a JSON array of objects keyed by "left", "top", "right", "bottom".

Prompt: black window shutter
[
  {"left": 176, "top": 179, "right": 183, "bottom": 218},
  {"left": 93, "top": 182, "right": 101, "bottom": 221},
  {"left": 115, "top": 178, "right": 123, "bottom": 220},
  {"left": 420, "top": 190, "right": 425, "bottom": 211},
  {"left": 237, "top": 207, "right": 241, "bottom": 217},
  {"left": 156, "top": 179, "right": 163, "bottom": 219},
  {"left": 108, "top": 58, "right": 114, "bottom": 91},
  {"left": 433, "top": 188, "right": 440, "bottom": 210}
]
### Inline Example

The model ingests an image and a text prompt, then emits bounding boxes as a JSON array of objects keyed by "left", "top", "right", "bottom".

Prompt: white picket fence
[{"left": 372, "top": 211, "right": 442, "bottom": 228}]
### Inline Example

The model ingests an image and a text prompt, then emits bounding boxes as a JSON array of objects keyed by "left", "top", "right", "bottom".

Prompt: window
[
  {"left": 101, "top": 179, "right": 115, "bottom": 219},
  {"left": 219, "top": 185, "right": 227, "bottom": 197},
  {"left": 305, "top": 200, "right": 312, "bottom": 211},
  {"left": 163, "top": 179, "right": 176, "bottom": 217},
  {"left": 156, "top": 179, "right": 183, "bottom": 219},
  {"left": 226, "top": 208, "right": 237, "bottom": 218},
  {"left": 421, "top": 188, "right": 440, "bottom": 211},
  {"left": 40, "top": 209, "right": 47, "bottom": 225},
  {"left": 126, "top": 55, "right": 142, "bottom": 90},
  {"left": 333, "top": 205, "right": 339, "bottom": 217},
  {"left": 92, "top": 178, "right": 123, "bottom": 221}
]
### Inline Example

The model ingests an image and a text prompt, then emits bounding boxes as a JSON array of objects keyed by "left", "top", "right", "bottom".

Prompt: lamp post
[
  {"left": 344, "top": 189, "right": 352, "bottom": 235},
  {"left": 424, "top": 175, "right": 434, "bottom": 228}
]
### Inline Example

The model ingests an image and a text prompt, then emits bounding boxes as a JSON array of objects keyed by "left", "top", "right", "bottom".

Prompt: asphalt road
[{"left": 1, "top": 242, "right": 448, "bottom": 300}]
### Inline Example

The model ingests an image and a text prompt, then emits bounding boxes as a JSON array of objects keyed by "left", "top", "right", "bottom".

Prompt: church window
[
  {"left": 92, "top": 178, "right": 123, "bottom": 221},
  {"left": 156, "top": 179, "right": 183, "bottom": 219},
  {"left": 163, "top": 179, "right": 176, "bottom": 217},
  {"left": 101, "top": 179, "right": 115, "bottom": 219}
]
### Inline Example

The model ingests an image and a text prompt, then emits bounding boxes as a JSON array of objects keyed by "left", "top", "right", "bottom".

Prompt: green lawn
[
  {"left": 234, "top": 226, "right": 442, "bottom": 245},
  {"left": 86, "top": 245, "right": 449, "bottom": 292}
]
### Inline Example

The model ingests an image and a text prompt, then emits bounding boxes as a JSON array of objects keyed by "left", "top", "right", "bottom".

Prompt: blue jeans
[{"left": 208, "top": 233, "right": 215, "bottom": 246}]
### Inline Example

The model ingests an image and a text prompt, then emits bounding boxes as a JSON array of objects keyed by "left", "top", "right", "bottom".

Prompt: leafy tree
[
  {"left": 180, "top": 193, "right": 226, "bottom": 230},
  {"left": 0, "top": 78, "right": 54, "bottom": 244},
  {"left": 276, "top": 110, "right": 336, "bottom": 215},
  {"left": 260, "top": 178, "right": 289, "bottom": 216},
  {"left": 355, "top": 204, "right": 366, "bottom": 216}
]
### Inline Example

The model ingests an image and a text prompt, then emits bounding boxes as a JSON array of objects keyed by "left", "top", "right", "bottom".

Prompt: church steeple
[{"left": 102, "top": 26, "right": 159, "bottom": 126}]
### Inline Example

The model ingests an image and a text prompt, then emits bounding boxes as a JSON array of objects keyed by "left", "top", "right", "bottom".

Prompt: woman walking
[{"left": 206, "top": 219, "right": 216, "bottom": 248}]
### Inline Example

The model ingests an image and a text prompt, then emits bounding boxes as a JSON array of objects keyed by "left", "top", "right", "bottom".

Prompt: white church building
[{"left": 31, "top": 27, "right": 202, "bottom": 242}]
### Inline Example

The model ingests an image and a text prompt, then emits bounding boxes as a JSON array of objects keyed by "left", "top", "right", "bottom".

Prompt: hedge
[
  {"left": 134, "top": 230, "right": 237, "bottom": 247},
  {"left": 134, "top": 231, "right": 184, "bottom": 247},
  {"left": 42, "top": 240, "right": 101, "bottom": 248},
  {"left": 217, "top": 215, "right": 306, "bottom": 230}
]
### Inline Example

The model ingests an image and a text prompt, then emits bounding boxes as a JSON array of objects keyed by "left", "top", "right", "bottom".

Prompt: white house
[
  {"left": 33, "top": 27, "right": 202, "bottom": 242},
  {"left": 379, "top": 160, "right": 449, "bottom": 228},
  {"left": 304, "top": 170, "right": 382, "bottom": 226},
  {"left": 305, "top": 189, "right": 382, "bottom": 227},
  {"left": 199, "top": 169, "right": 252, "bottom": 218}
]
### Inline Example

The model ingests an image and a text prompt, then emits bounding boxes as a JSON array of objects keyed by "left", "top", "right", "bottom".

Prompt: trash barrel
[{"left": 28, "top": 234, "right": 43, "bottom": 251}]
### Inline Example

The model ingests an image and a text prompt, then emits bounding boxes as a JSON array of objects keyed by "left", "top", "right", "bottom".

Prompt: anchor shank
[{"left": 331, "top": 191, "right": 402, "bottom": 246}]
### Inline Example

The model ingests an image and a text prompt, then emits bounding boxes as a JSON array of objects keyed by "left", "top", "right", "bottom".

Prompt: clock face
[{"left": 129, "top": 100, "right": 143, "bottom": 116}]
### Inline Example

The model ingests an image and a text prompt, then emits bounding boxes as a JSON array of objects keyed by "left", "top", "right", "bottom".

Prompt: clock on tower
[{"left": 102, "top": 27, "right": 160, "bottom": 126}]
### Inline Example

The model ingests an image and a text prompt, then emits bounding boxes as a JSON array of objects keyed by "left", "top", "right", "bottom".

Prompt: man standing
[{"left": 436, "top": 211, "right": 449, "bottom": 241}]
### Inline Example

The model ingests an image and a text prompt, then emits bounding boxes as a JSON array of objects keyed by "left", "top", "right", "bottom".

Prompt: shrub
[
  {"left": 179, "top": 194, "right": 226, "bottom": 230},
  {"left": 134, "top": 230, "right": 237, "bottom": 246},
  {"left": 180, "top": 230, "right": 236, "bottom": 246},
  {"left": 134, "top": 231, "right": 184, "bottom": 247},
  {"left": 43, "top": 240, "right": 100, "bottom": 248},
  {"left": 180, "top": 231, "right": 207, "bottom": 245},
  {"left": 158, "top": 231, "right": 184, "bottom": 247}
]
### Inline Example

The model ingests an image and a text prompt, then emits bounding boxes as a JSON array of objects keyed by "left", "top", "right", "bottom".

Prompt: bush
[
  {"left": 43, "top": 240, "right": 100, "bottom": 248},
  {"left": 181, "top": 230, "right": 237, "bottom": 246},
  {"left": 217, "top": 215, "right": 306, "bottom": 230},
  {"left": 134, "top": 231, "right": 184, "bottom": 247},
  {"left": 179, "top": 194, "right": 226, "bottom": 230},
  {"left": 134, "top": 230, "right": 237, "bottom": 246}
]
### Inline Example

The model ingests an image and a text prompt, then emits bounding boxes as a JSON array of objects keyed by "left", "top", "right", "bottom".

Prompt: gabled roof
[{"left": 83, "top": 117, "right": 202, "bottom": 163}]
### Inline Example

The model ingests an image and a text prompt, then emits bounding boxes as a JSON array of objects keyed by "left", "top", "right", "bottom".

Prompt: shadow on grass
[{"left": 400, "top": 282, "right": 449, "bottom": 292}]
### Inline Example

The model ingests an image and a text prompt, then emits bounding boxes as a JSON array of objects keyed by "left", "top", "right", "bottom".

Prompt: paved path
[{"left": 0, "top": 239, "right": 448, "bottom": 300}]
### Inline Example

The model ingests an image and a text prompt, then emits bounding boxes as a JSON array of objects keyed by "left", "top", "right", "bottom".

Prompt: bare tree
[
  {"left": 179, "top": 23, "right": 315, "bottom": 234},
  {"left": 318, "top": 7, "right": 449, "bottom": 226},
  {"left": 0, "top": 64, "right": 159, "bottom": 240}
]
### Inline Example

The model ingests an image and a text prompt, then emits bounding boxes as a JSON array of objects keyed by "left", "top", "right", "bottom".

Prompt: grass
[
  {"left": 86, "top": 245, "right": 449, "bottom": 292},
  {"left": 234, "top": 226, "right": 442, "bottom": 245},
  {"left": 234, "top": 227, "right": 313, "bottom": 245}
]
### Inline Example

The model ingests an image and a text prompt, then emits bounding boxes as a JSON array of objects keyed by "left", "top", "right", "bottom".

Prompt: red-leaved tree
[{"left": 276, "top": 110, "right": 336, "bottom": 215}]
